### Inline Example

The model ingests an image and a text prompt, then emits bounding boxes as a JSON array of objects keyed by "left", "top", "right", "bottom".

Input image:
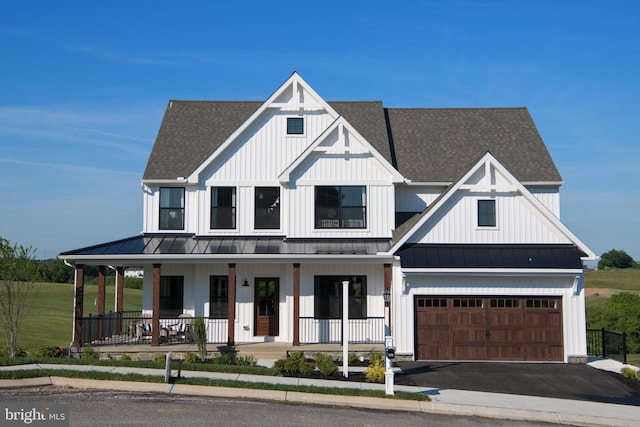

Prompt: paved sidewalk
[{"left": 1, "top": 362, "right": 639, "bottom": 426}]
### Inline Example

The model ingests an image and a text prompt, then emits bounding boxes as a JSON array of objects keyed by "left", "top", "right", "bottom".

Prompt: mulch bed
[{"left": 281, "top": 370, "right": 417, "bottom": 386}]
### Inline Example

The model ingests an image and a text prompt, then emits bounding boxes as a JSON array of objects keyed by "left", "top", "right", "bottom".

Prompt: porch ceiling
[{"left": 59, "top": 234, "right": 393, "bottom": 264}]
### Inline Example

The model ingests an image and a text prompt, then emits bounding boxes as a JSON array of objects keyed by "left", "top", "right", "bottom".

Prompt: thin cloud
[{"left": 0, "top": 157, "right": 140, "bottom": 177}]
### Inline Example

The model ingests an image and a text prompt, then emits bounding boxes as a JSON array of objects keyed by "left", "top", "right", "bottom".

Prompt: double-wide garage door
[{"left": 415, "top": 296, "right": 563, "bottom": 361}]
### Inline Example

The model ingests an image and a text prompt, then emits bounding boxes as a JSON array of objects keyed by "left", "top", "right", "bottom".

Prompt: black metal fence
[
  {"left": 587, "top": 328, "right": 627, "bottom": 364},
  {"left": 80, "top": 312, "right": 198, "bottom": 346}
]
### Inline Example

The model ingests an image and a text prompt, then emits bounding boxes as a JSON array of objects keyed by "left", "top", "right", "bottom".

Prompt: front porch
[{"left": 78, "top": 312, "right": 385, "bottom": 349}]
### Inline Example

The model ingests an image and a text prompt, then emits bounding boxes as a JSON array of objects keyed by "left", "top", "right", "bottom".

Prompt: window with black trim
[
  {"left": 209, "top": 276, "right": 228, "bottom": 318},
  {"left": 255, "top": 187, "right": 280, "bottom": 229},
  {"left": 160, "top": 276, "right": 183, "bottom": 317},
  {"left": 159, "top": 187, "right": 185, "bottom": 230},
  {"left": 287, "top": 117, "right": 304, "bottom": 135},
  {"left": 211, "top": 187, "right": 236, "bottom": 229},
  {"left": 478, "top": 199, "right": 496, "bottom": 227},
  {"left": 315, "top": 186, "right": 366, "bottom": 229},
  {"left": 314, "top": 276, "right": 367, "bottom": 319}
]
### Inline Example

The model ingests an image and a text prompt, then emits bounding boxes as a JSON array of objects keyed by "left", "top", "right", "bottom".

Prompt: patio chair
[{"left": 169, "top": 314, "right": 193, "bottom": 342}]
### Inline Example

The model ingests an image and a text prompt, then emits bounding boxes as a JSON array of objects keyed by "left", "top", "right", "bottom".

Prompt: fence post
[
  {"left": 601, "top": 328, "right": 606, "bottom": 358},
  {"left": 622, "top": 333, "right": 627, "bottom": 364}
]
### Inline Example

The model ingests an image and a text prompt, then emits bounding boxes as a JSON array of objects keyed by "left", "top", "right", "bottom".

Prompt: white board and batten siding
[
  {"left": 408, "top": 191, "right": 572, "bottom": 245},
  {"left": 391, "top": 268, "right": 587, "bottom": 362}
]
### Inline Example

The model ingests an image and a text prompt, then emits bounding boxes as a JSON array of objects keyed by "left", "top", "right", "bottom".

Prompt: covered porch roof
[{"left": 59, "top": 234, "right": 394, "bottom": 264}]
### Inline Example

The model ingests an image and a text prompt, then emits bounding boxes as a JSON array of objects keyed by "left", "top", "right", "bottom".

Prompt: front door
[{"left": 255, "top": 278, "right": 279, "bottom": 336}]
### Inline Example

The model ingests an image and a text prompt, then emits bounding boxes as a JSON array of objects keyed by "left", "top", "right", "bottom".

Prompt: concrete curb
[{"left": 1, "top": 376, "right": 638, "bottom": 426}]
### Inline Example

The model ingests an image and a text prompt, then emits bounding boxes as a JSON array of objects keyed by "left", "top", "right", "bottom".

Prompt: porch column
[
  {"left": 293, "top": 263, "right": 300, "bottom": 346},
  {"left": 97, "top": 265, "right": 106, "bottom": 339},
  {"left": 384, "top": 264, "right": 392, "bottom": 335},
  {"left": 115, "top": 266, "right": 124, "bottom": 332},
  {"left": 227, "top": 263, "right": 236, "bottom": 346},
  {"left": 151, "top": 264, "right": 161, "bottom": 346},
  {"left": 72, "top": 264, "right": 85, "bottom": 348}
]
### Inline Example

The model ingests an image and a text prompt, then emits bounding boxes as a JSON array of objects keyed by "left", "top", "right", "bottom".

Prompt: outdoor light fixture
[
  {"left": 383, "top": 289, "right": 391, "bottom": 304},
  {"left": 243, "top": 279, "right": 249, "bottom": 287}
]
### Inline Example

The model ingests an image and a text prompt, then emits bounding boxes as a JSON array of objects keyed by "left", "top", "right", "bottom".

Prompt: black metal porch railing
[
  {"left": 587, "top": 327, "right": 627, "bottom": 364},
  {"left": 80, "top": 313, "right": 384, "bottom": 346}
]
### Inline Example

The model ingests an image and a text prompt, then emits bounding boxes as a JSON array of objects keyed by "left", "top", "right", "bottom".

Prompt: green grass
[
  {"left": 585, "top": 268, "right": 640, "bottom": 292},
  {"left": 0, "top": 366, "right": 429, "bottom": 401},
  {"left": 9, "top": 282, "right": 142, "bottom": 352}
]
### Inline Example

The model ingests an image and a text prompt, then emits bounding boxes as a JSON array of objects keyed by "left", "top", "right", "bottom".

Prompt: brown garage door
[{"left": 415, "top": 296, "right": 563, "bottom": 361}]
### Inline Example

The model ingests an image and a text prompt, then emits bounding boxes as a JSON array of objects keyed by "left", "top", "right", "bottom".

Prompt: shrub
[
  {"left": 284, "top": 351, "right": 306, "bottom": 374},
  {"left": 368, "top": 351, "right": 384, "bottom": 366},
  {"left": 212, "top": 353, "right": 233, "bottom": 365},
  {"left": 364, "top": 360, "right": 385, "bottom": 383},
  {"left": 621, "top": 367, "right": 638, "bottom": 380},
  {"left": 119, "top": 354, "right": 132, "bottom": 361},
  {"left": 34, "top": 345, "right": 67, "bottom": 358},
  {"left": 299, "top": 359, "right": 315, "bottom": 375},
  {"left": 183, "top": 352, "right": 198, "bottom": 364},
  {"left": 315, "top": 353, "right": 338, "bottom": 376},
  {"left": 152, "top": 354, "right": 166, "bottom": 363},
  {"left": 193, "top": 316, "right": 207, "bottom": 361},
  {"left": 272, "top": 358, "right": 286, "bottom": 375},
  {"left": 82, "top": 344, "right": 98, "bottom": 360},
  {"left": 236, "top": 354, "right": 257, "bottom": 366},
  {"left": 348, "top": 353, "right": 360, "bottom": 365}
]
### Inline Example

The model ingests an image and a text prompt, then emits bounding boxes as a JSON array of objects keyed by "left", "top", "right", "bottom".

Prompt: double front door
[{"left": 255, "top": 278, "right": 279, "bottom": 336}]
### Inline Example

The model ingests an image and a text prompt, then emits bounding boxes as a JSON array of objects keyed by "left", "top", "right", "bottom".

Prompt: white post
[
  {"left": 165, "top": 352, "right": 172, "bottom": 383},
  {"left": 385, "top": 336, "right": 394, "bottom": 396},
  {"left": 342, "top": 280, "right": 349, "bottom": 378}
]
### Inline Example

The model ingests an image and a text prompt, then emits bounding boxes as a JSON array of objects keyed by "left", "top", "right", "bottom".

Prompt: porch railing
[
  {"left": 587, "top": 327, "right": 627, "bottom": 364},
  {"left": 299, "top": 317, "right": 384, "bottom": 344},
  {"left": 79, "top": 313, "right": 228, "bottom": 346},
  {"left": 80, "top": 313, "right": 384, "bottom": 346}
]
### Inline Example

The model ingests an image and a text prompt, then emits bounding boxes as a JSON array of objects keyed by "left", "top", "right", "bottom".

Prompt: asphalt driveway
[{"left": 397, "top": 361, "right": 640, "bottom": 405}]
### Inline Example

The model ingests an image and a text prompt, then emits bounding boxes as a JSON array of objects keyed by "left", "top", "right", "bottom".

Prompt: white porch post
[{"left": 342, "top": 280, "right": 349, "bottom": 378}]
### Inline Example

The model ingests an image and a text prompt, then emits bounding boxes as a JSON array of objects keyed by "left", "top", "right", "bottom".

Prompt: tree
[
  {"left": 598, "top": 249, "right": 636, "bottom": 270},
  {"left": 588, "top": 292, "right": 640, "bottom": 353},
  {"left": 0, "top": 237, "right": 40, "bottom": 357}
]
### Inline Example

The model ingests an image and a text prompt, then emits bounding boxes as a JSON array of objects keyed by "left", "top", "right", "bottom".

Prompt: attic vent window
[{"left": 287, "top": 117, "right": 304, "bottom": 135}]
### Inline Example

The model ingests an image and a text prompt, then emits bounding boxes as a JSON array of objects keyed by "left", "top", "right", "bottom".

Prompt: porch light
[
  {"left": 243, "top": 279, "right": 249, "bottom": 287},
  {"left": 383, "top": 289, "right": 391, "bottom": 304}
]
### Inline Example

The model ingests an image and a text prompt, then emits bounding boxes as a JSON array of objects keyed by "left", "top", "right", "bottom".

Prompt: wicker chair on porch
[{"left": 168, "top": 313, "right": 193, "bottom": 343}]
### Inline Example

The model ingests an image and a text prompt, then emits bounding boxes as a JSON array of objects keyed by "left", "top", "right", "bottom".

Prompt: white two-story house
[{"left": 60, "top": 72, "right": 595, "bottom": 362}]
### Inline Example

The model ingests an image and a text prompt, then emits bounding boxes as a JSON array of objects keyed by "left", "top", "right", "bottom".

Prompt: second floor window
[
  {"left": 159, "top": 187, "right": 185, "bottom": 230},
  {"left": 255, "top": 187, "right": 280, "bottom": 229},
  {"left": 315, "top": 186, "right": 366, "bottom": 229},
  {"left": 287, "top": 117, "right": 304, "bottom": 135},
  {"left": 211, "top": 187, "right": 236, "bottom": 229}
]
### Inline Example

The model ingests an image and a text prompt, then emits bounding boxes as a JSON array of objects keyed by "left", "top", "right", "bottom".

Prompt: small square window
[
  {"left": 287, "top": 117, "right": 304, "bottom": 135},
  {"left": 478, "top": 200, "right": 496, "bottom": 227}
]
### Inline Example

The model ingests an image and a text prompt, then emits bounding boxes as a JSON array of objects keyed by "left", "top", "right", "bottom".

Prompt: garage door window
[
  {"left": 453, "top": 298, "right": 483, "bottom": 308},
  {"left": 490, "top": 298, "right": 520, "bottom": 308},
  {"left": 416, "top": 297, "right": 447, "bottom": 308},
  {"left": 526, "top": 298, "right": 557, "bottom": 308}
]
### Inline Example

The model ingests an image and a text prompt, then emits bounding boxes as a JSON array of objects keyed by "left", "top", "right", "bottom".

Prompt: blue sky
[{"left": 1, "top": 1, "right": 638, "bottom": 261}]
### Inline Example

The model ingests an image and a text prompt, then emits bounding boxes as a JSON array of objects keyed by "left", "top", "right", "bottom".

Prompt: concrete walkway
[{"left": 1, "top": 361, "right": 639, "bottom": 427}]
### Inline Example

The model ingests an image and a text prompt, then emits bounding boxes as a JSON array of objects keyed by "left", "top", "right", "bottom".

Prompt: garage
[{"left": 415, "top": 296, "right": 563, "bottom": 361}]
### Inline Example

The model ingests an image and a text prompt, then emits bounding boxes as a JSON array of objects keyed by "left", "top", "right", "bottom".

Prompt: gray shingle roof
[
  {"left": 143, "top": 101, "right": 561, "bottom": 183},
  {"left": 386, "top": 107, "right": 562, "bottom": 183}
]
